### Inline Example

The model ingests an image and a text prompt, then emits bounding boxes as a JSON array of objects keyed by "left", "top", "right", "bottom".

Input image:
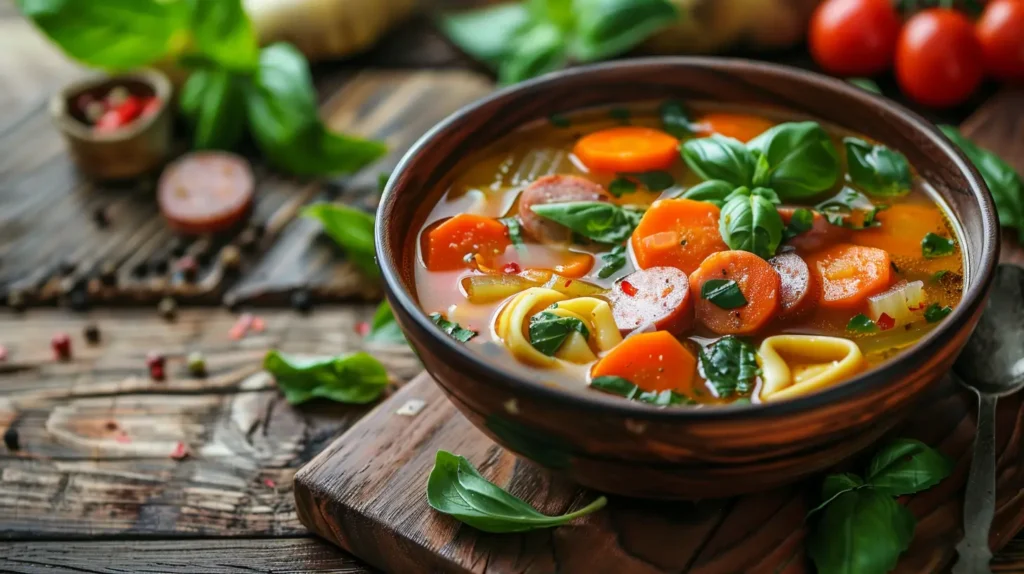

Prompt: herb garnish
[
  {"left": 263, "top": 350, "right": 389, "bottom": 405},
  {"left": 500, "top": 216, "right": 525, "bottom": 248},
  {"left": 782, "top": 208, "right": 815, "bottom": 241},
  {"left": 930, "top": 270, "right": 950, "bottom": 283},
  {"left": 426, "top": 450, "right": 607, "bottom": 532},
  {"left": 303, "top": 203, "right": 378, "bottom": 279},
  {"left": 747, "top": 121, "right": 841, "bottom": 200},
  {"left": 548, "top": 113, "right": 570, "bottom": 128},
  {"left": 609, "top": 107, "right": 631, "bottom": 124},
  {"left": 924, "top": 303, "right": 952, "bottom": 323},
  {"left": 430, "top": 313, "right": 477, "bottom": 343},
  {"left": 698, "top": 336, "right": 759, "bottom": 397},
  {"left": 530, "top": 202, "right": 644, "bottom": 244},
  {"left": 676, "top": 179, "right": 734, "bottom": 206},
  {"left": 529, "top": 311, "right": 589, "bottom": 356},
  {"left": 941, "top": 125, "right": 1024, "bottom": 241},
  {"left": 844, "top": 137, "right": 912, "bottom": 198},
  {"left": 921, "top": 232, "right": 955, "bottom": 259},
  {"left": 597, "top": 245, "right": 627, "bottom": 278},
  {"left": 659, "top": 99, "right": 693, "bottom": 138},
  {"left": 719, "top": 187, "right": 784, "bottom": 259},
  {"left": 590, "top": 376, "right": 695, "bottom": 406},
  {"left": 608, "top": 178, "right": 636, "bottom": 198},
  {"left": 847, "top": 78, "right": 882, "bottom": 94},
  {"left": 847, "top": 314, "right": 877, "bottom": 333},
  {"left": 681, "top": 134, "right": 756, "bottom": 187},
  {"left": 622, "top": 170, "right": 675, "bottom": 192},
  {"left": 700, "top": 279, "right": 747, "bottom": 309},
  {"left": 816, "top": 187, "right": 884, "bottom": 230}
]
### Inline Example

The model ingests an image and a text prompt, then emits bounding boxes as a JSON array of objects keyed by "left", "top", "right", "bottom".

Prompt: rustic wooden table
[{"left": 1, "top": 2, "right": 1023, "bottom": 572}]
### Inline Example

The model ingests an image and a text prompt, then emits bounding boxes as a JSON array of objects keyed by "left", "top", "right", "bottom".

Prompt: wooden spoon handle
[{"left": 953, "top": 392, "right": 998, "bottom": 574}]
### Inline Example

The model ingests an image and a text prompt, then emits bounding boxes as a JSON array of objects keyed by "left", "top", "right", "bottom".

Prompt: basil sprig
[
  {"left": 529, "top": 310, "right": 589, "bottom": 356},
  {"left": 807, "top": 439, "right": 953, "bottom": 574},
  {"left": 590, "top": 376, "right": 695, "bottom": 406},
  {"left": 815, "top": 187, "right": 884, "bottom": 230},
  {"left": 427, "top": 450, "right": 607, "bottom": 532},
  {"left": 431, "top": 313, "right": 477, "bottom": 343},
  {"left": 179, "top": 68, "right": 247, "bottom": 151},
  {"left": 844, "top": 137, "right": 912, "bottom": 198},
  {"left": 263, "top": 350, "right": 389, "bottom": 405},
  {"left": 747, "top": 122, "right": 840, "bottom": 199},
  {"left": 921, "top": 232, "right": 956, "bottom": 259},
  {"left": 659, "top": 99, "right": 693, "bottom": 138},
  {"left": 676, "top": 180, "right": 734, "bottom": 206},
  {"left": 698, "top": 336, "right": 759, "bottom": 398},
  {"left": 530, "top": 201, "right": 644, "bottom": 244},
  {"left": 681, "top": 134, "right": 756, "bottom": 187},
  {"left": 597, "top": 245, "right": 627, "bottom": 278},
  {"left": 719, "top": 187, "right": 784, "bottom": 259},
  {"left": 941, "top": 125, "right": 1024, "bottom": 241}
]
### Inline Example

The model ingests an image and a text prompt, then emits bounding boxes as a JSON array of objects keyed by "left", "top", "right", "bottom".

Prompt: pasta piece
[
  {"left": 495, "top": 288, "right": 567, "bottom": 367},
  {"left": 548, "top": 297, "right": 623, "bottom": 353},
  {"left": 758, "top": 335, "right": 865, "bottom": 402}
]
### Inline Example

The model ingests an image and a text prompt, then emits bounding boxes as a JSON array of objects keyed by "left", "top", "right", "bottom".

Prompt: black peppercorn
[
  {"left": 68, "top": 288, "right": 89, "bottom": 312},
  {"left": 93, "top": 206, "right": 110, "bottom": 228},
  {"left": 84, "top": 323, "right": 101, "bottom": 344},
  {"left": 222, "top": 292, "right": 240, "bottom": 313},
  {"left": 248, "top": 222, "right": 265, "bottom": 240},
  {"left": 177, "top": 256, "right": 198, "bottom": 282},
  {"left": 291, "top": 289, "right": 312, "bottom": 313},
  {"left": 7, "top": 290, "right": 26, "bottom": 312},
  {"left": 157, "top": 296, "right": 177, "bottom": 320},
  {"left": 131, "top": 261, "right": 148, "bottom": 279},
  {"left": 169, "top": 237, "right": 188, "bottom": 258},
  {"left": 237, "top": 228, "right": 259, "bottom": 252},
  {"left": 149, "top": 257, "right": 169, "bottom": 275},
  {"left": 98, "top": 260, "right": 118, "bottom": 287},
  {"left": 58, "top": 259, "right": 76, "bottom": 276},
  {"left": 3, "top": 428, "right": 18, "bottom": 451}
]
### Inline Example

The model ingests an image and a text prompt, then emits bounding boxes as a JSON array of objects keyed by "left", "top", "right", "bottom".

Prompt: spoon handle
[{"left": 953, "top": 392, "right": 997, "bottom": 574}]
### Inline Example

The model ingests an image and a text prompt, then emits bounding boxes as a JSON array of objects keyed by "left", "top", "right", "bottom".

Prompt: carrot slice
[
  {"left": 689, "top": 250, "right": 781, "bottom": 335},
  {"left": 856, "top": 203, "right": 953, "bottom": 259},
  {"left": 573, "top": 127, "right": 680, "bottom": 173},
  {"left": 694, "top": 113, "right": 774, "bottom": 143},
  {"left": 806, "top": 244, "right": 893, "bottom": 309},
  {"left": 591, "top": 331, "right": 697, "bottom": 392},
  {"left": 631, "top": 199, "right": 728, "bottom": 275},
  {"left": 425, "top": 214, "right": 511, "bottom": 271}
]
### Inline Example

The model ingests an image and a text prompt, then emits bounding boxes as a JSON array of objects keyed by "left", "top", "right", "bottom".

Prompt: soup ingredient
[
  {"left": 843, "top": 137, "right": 912, "bottom": 198},
  {"left": 976, "top": 0, "right": 1024, "bottom": 81},
  {"left": 573, "top": 127, "right": 680, "bottom": 173},
  {"left": 867, "top": 280, "right": 925, "bottom": 327},
  {"left": 551, "top": 251, "right": 595, "bottom": 278},
  {"left": 681, "top": 135, "right": 756, "bottom": 187},
  {"left": 895, "top": 8, "right": 983, "bottom": 108},
  {"left": 808, "top": 0, "right": 901, "bottom": 76},
  {"left": 530, "top": 202, "right": 644, "bottom": 244},
  {"left": 847, "top": 313, "right": 877, "bottom": 333},
  {"left": 659, "top": 100, "right": 693, "bottom": 138},
  {"left": 924, "top": 303, "right": 952, "bottom": 323},
  {"left": 758, "top": 335, "right": 864, "bottom": 402},
  {"left": 781, "top": 207, "right": 849, "bottom": 252},
  {"left": 807, "top": 439, "right": 952, "bottom": 574},
  {"left": 690, "top": 251, "right": 781, "bottom": 335},
  {"left": 518, "top": 175, "right": 610, "bottom": 243},
  {"left": 698, "top": 335, "right": 760, "bottom": 398},
  {"left": 597, "top": 245, "right": 627, "bottom": 278},
  {"left": 855, "top": 204, "right": 947, "bottom": 260},
  {"left": 613, "top": 171, "right": 676, "bottom": 193},
  {"left": 700, "top": 280, "right": 747, "bottom": 310},
  {"left": 529, "top": 311, "right": 590, "bottom": 356},
  {"left": 921, "top": 232, "right": 956, "bottom": 259},
  {"left": 590, "top": 376, "right": 694, "bottom": 406},
  {"left": 631, "top": 199, "right": 727, "bottom": 274},
  {"left": 303, "top": 202, "right": 378, "bottom": 278},
  {"left": 425, "top": 214, "right": 511, "bottom": 271},
  {"left": 815, "top": 187, "right": 881, "bottom": 230},
  {"left": 590, "top": 331, "right": 697, "bottom": 392},
  {"left": 462, "top": 274, "right": 539, "bottom": 304},
  {"left": 263, "top": 349, "right": 389, "bottom": 405},
  {"left": 780, "top": 207, "right": 814, "bottom": 241},
  {"left": 500, "top": 216, "right": 525, "bottom": 248},
  {"left": 158, "top": 152, "right": 255, "bottom": 235},
  {"left": 426, "top": 450, "right": 607, "bottom": 533},
  {"left": 748, "top": 122, "right": 840, "bottom": 200},
  {"left": 608, "top": 267, "right": 693, "bottom": 334},
  {"left": 770, "top": 252, "right": 818, "bottom": 319},
  {"left": 718, "top": 186, "right": 785, "bottom": 259},
  {"left": 694, "top": 113, "right": 774, "bottom": 143},
  {"left": 497, "top": 289, "right": 619, "bottom": 367},
  {"left": 430, "top": 313, "right": 478, "bottom": 343},
  {"left": 808, "top": 244, "right": 892, "bottom": 309},
  {"left": 677, "top": 180, "right": 734, "bottom": 206},
  {"left": 940, "top": 126, "right": 1024, "bottom": 241}
]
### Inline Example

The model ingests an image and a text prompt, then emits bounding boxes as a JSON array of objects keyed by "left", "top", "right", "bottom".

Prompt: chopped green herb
[
  {"left": 430, "top": 313, "right": 477, "bottom": 342},
  {"left": 816, "top": 187, "right": 883, "bottom": 230},
  {"left": 930, "top": 270, "right": 950, "bottom": 283},
  {"left": 530, "top": 201, "right": 645, "bottom": 244},
  {"left": 590, "top": 376, "right": 695, "bottom": 406},
  {"left": 924, "top": 303, "right": 952, "bottom": 323},
  {"left": 700, "top": 279, "right": 747, "bottom": 309},
  {"left": 659, "top": 99, "right": 692, "bottom": 138},
  {"left": 698, "top": 336, "right": 760, "bottom": 398},
  {"left": 528, "top": 311, "right": 589, "bottom": 356},
  {"left": 922, "top": 232, "right": 955, "bottom": 259},
  {"left": 782, "top": 208, "right": 815, "bottom": 242},
  {"left": 597, "top": 245, "right": 627, "bottom": 278},
  {"left": 608, "top": 177, "right": 637, "bottom": 198},
  {"left": 548, "top": 113, "right": 570, "bottom": 128},
  {"left": 499, "top": 216, "right": 525, "bottom": 248},
  {"left": 847, "top": 314, "right": 877, "bottom": 333},
  {"left": 609, "top": 107, "right": 630, "bottom": 123},
  {"left": 378, "top": 172, "right": 391, "bottom": 192}
]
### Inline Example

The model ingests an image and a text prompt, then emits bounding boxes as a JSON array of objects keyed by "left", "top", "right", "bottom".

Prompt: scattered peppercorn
[
  {"left": 92, "top": 206, "right": 110, "bottom": 228},
  {"left": 168, "top": 237, "right": 187, "bottom": 258},
  {"left": 194, "top": 241, "right": 213, "bottom": 266},
  {"left": 131, "top": 261, "right": 148, "bottom": 279},
  {"left": 169, "top": 441, "right": 189, "bottom": 460},
  {"left": 68, "top": 288, "right": 89, "bottom": 312},
  {"left": 58, "top": 259, "right": 76, "bottom": 276},
  {"left": 291, "top": 289, "right": 312, "bottom": 313},
  {"left": 219, "top": 245, "right": 242, "bottom": 273},
  {"left": 248, "top": 222, "right": 265, "bottom": 240},
  {"left": 236, "top": 227, "right": 259, "bottom": 252},
  {"left": 107, "top": 86, "right": 129, "bottom": 107},
  {"left": 177, "top": 255, "right": 198, "bottom": 282},
  {"left": 3, "top": 428, "right": 19, "bottom": 451},
  {"left": 147, "top": 351, "right": 167, "bottom": 381},
  {"left": 7, "top": 290, "right": 26, "bottom": 312},
  {"left": 51, "top": 332, "right": 72, "bottom": 361},
  {"left": 149, "top": 257, "right": 169, "bottom": 275},
  {"left": 98, "top": 260, "right": 118, "bottom": 287},
  {"left": 150, "top": 364, "right": 166, "bottom": 382},
  {"left": 157, "top": 297, "right": 177, "bottom": 321},
  {"left": 187, "top": 351, "right": 207, "bottom": 378},
  {"left": 84, "top": 323, "right": 101, "bottom": 344}
]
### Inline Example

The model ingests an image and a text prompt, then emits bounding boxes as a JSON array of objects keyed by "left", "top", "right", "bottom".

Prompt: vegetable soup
[{"left": 412, "top": 102, "right": 963, "bottom": 406}]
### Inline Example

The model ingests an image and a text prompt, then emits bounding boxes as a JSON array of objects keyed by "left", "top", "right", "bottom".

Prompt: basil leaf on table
[
  {"left": 676, "top": 180, "right": 735, "bottom": 207},
  {"left": 719, "top": 187, "right": 784, "bottom": 259},
  {"left": 498, "top": 21, "right": 567, "bottom": 85},
  {"left": 807, "top": 488, "right": 916, "bottom": 574},
  {"left": 187, "top": 0, "right": 259, "bottom": 71},
  {"left": 924, "top": 303, "right": 953, "bottom": 323},
  {"left": 659, "top": 99, "right": 693, "bottom": 138},
  {"left": 864, "top": 438, "right": 954, "bottom": 497},
  {"left": 682, "top": 135, "right": 757, "bottom": 188},
  {"left": 263, "top": 350, "right": 389, "bottom": 405},
  {"left": 748, "top": 122, "right": 840, "bottom": 200},
  {"left": 431, "top": 313, "right": 477, "bottom": 343},
  {"left": 698, "top": 336, "right": 759, "bottom": 398},
  {"left": 437, "top": 3, "right": 531, "bottom": 66},
  {"left": 427, "top": 450, "right": 607, "bottom": 533},
  {"left": 529, "top": 310, "right": 589, "bottom": 356},
  {"left": 807, "top": 473, "right": 867, "bottom": 517},
  {"left": 364, "top": 301, "right": 407, "bottom": 345},
  {"left": 597, "top": 245, "right": 627, "bottom": 278},
  {"left": 530, "top": 201, "right": 644, "bottom": 244},
  {"left": 847, "top": 314, "right": 878, "bottom": 333},
  {"left": 844, "top": 137, "right": 912, "bottom": 198},
  {"left": 302, "top": 203, "right": 378, "bottom": 279},
  {"left": 940, "top": 125, "right": 1024, "bottom": 240},
  {"left": 921, "top": 232, "right": 955, "bottom": 259},
  {"left": 571, "top": 0, "right": 678, "bottom": 62},
  {"left": 590, "top": 376, "right": 695, "bottom": 406},
  {"left": 782, "top": 207, "right": 815, "bottom": 241},
  {"left": 700, "top": 279, "right": 747, "bottom": 309},
  {"left": 17, "top": 0, "right": 190, "bottom": 70},
  {"left": 179, "top": 69, "right": 247, "bottom": 151}
]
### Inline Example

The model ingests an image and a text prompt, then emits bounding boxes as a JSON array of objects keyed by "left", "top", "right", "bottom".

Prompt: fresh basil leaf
[
  {"left": 263, "top": 349, "right": 388, "bottom": 405},
  {"left": 816, "top": 187, "right": 883, "bottom": 230},
  {"left": 180, "top": 68, "right": 247, "bottom": 151},
  {"left": 302, "top": 203, "right": 378, "bottom": 279},
  {"left": 590, "top": 376, "right": 695, "bottom": 406},
  {"left": 923, "top": 303, "right": 953, "bottom": 324},
  {"left": 431, "top": 313, "right": 477, "bottom": 343},
  {"left": 698, "top": 336, "right": 759, "bottom": 397},
  {"left": 18, "top": 0, "right": 190, "bottom": 70},
  {"left": 659, "top": 99, "right": 693, "bottom": 138},
  {"left": 807, "top": 473, "right": 867, "bottom": 517},
  {"left": 676, "top": 180, "right": 735, "bottom": 207},
  {"left": 848, "top": 77, "right": 882, "bottom": 94},
  {"left": 437, "top": 3, "right": 531, "bottom": 66},
  {"left": 529, "top": 310, "right": 589, "bottom": 356},
  {"left": 847, "top": 314, "right": 877, "bottom": 333},
  {"left": 701, "top": 279, "right": 747, "bottom": 309},
  {"left": 188, "top": 0, "right": 259, "bottom": 71},
  {"left": 865, "top": 438, "right": 954, "bottom": 497},
  {"left": 921, "top": 232, "right": 955, "bottom": 259},
  {"left": 591, "top": 375, "right": 637, "bottom": 396},
  {"left": 426, "top": 450, "right": 607, "bottom": 533},
  {"left": 364, "top": 301, "right": 407, "bottom": 345},
  {"left": 608, "top": 178, "right": 637, "bottom": 198},
  {"left": 719, "top": 187, "right": 784, "bottom": 259},
  {"left": 748, "top": 121, "right": 840, "bottom": 200},
  {"left": 499, "top": 21, "right": 567, "bottom": 85},
  {"left": 782, "top": 208, "right": 815, "bottom": 242},
  {"left": 682, "top": 134, "right": 756, "bottom": 187},
  {"left": 844, "top": 137, "right": 912, "bottom": 198},
  {"left": 631, "top": 171, "right": 675, "bottom": 191},
  {"left": 941, "top": 125, "right": 1024, "bottom": 240},
  {"left": 499, "top": 217, "right": 525, "bottom": 248},
  {"left": 530, "top": 201, "right": 644, "bottom": 244},
  {"left": 571, "top": 0, "right": 678, "bottom": 62},
  {"left": 930, "top": 270, "right": 950, "bottom": 283},
  {"left": 807, "top": 488, "right": 916, "bottom": 574},
  {"left": 597, "top": 245, "right": 627, "bottom": 278}
]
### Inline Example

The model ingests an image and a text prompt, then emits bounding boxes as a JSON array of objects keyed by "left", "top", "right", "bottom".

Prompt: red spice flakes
[
  {"left": 229, "top": 313, "right": 255, "bottom": 340},
  {"left": 250, "top": 316, "right": 266, "bottom": 333},
  {"left": 502, "top": 262, "right": 521, "bottom": 274},
  {"left": 114, "top": 432, "right": 131, "bottom": 444},
  {"left": 620, "top": 280, "right": 638, "bottom": 297},
  {"left": 563, "top": 279, "right": 573, "bottom": 287},
  {"left": 355, "top": 321, "right": 370, "bottom": 336},
  {"left": 262, "top": 478, "right": 277, "bottom": 488},
  {"left": 877, "top": 313, "right": 896, "bottom": 331},
  {"left": 51, "top": 332, "right": 72, "bottom": 361},
  {"left": 0, "top": 345, "right": 7, "bottom": 362},
  {"left": 169, "top": 441, "right": 190, "bottom": 460}
]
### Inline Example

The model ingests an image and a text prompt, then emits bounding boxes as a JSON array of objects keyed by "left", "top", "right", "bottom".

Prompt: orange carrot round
[
  {"left": 425, "top": 214, "right": 510, "bottom": 271},
  {"left": 631, "top": 199, "right": 728, "bottom": 275},
  {"left": 856, "top": 204, "right": 951, "bottom": 258},
  {"left": 573, "top": 127, "right": 680, "bottom": 173},
  {"left": 689, "top": 250, "right": 781, "bottom": 335},
  {"left": 694, "top": 113, "right": 774, "bottom": 143},
  {"left": 806, "top": 244, "right": 893, "bottom": 309},
  {"left": 590, "top": 331, "right": 697, "bottom": 392}
]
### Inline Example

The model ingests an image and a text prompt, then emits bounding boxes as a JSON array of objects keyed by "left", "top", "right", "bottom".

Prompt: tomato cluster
[{"left": 810, "top": 0, "right": 1024, "bottom": 108}]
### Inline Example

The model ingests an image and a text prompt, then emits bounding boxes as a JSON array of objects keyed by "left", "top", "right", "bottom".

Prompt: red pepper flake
[
  {"left": 150, "top": 364, "right": 166, "bottom": 382},
  {"left": 502, "top": 262, "right": 521, "bottom": 274},
  {"left": 115, "top": 432, "right": 131, "bottom": 444},
  {"left": 908, "top": 303, "right": 926, "bottom": 311},
  {"left": 170, "top": 441, "right": 189, "bottom": 460},
  {"left": 262, "top": 478, "right": 277, "bottom": 488},
  {"left": 0, "top": 345, "right": 7, "bottom": 362},
  {"left": 51, "top": 333, "right": 71, "bottom": 361},
  {"left": 250, "top": 317, "right": 266, "bottom": 333},
  {"left": 116, "top": 96, "right": 144, "bottom": 124},
  {"left": 877, "top": 313, "right": 896, "bottom": 331},
  {"left": 620, "top": 280, "right": 638, "bottom": 297},
  {"left": 229, "top": 313, "right": 255, "bottom": 340},
  {"left": 563, "top": 279, "right": 573, "bottom": 287},
  {"left": 355, "top": 321, "right": 370, "bottom": 336}
]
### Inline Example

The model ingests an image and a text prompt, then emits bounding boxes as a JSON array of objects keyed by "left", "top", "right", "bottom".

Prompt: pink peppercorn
[{"left": 52, "top": 333, "right": 71, "bottom": 361}]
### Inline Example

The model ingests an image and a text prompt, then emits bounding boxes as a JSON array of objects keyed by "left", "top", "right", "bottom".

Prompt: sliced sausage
[
  {"left": 158, "top": 151, "right": 254, "bottom": 235},
  {"left": 778, "top": 207, "right": 849, "bottom": 254},
  {"left": 769, "top": 252, "right": 818, "bottom": 320},
  {"left": 518, "top": 174, "right": 610, "bottom": 243},
  {"left": 608, "top": 267, "right": 693, "bottom": 335}
]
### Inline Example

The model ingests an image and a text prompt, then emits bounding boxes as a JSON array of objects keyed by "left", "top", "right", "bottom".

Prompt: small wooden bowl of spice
[{"left": 49, "top": 68, "right": 172, "bottom": 180}]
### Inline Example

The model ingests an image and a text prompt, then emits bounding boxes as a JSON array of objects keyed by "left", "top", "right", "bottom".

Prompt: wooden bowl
[
  {"left": 376, "top": 58, "right": 999, "bottom": 499},
  {"left": 49, "top": 69, "right": 173, "bottom": 180}
]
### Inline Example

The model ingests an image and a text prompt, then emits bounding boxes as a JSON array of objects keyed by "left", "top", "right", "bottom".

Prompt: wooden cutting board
[{"left": 294, "top": 88, "right": 1024, "bottom": 573}]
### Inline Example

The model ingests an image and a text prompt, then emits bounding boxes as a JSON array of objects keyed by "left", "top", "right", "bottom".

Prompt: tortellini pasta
[
  {"left": 495, "top": 288, "right": 622, "bottom": 368},
  {"left": 758, "top": 335, "right": 865, "bottom": 402}
]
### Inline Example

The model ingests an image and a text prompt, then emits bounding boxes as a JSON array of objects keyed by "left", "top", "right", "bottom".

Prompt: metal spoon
[{"left": 952, "top": 264, "right": 1024, "bottom": 574}]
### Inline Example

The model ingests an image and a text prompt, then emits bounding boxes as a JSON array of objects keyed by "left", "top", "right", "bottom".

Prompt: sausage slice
[
  {"left": 769, "top": 252, "right": 818, "bottom": 319},
  {"left": 158, "top": 152, "right": 254, "bottom": 235},
  {"left": 778, "top": 207, "right": 849, "bottom": 254},
  {"left": 518, "top": 174, "right": 609, "bottom": 243},
  {"left": 608, "top": 267, "right": 693, "bottom": 335}
]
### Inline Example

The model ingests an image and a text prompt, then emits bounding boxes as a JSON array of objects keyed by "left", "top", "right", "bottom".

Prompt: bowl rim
[{"left": 377, "top": 56, "right": 999, "bottom": 421}]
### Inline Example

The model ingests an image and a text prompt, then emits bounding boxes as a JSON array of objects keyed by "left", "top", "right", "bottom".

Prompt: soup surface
[{"left": 412, "top": 103, "right": 963, "bottom": 406}]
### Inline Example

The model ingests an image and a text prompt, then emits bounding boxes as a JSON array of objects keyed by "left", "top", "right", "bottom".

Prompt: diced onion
[{"left": 868, "top": 280, "right": 925, "bottom": 328}]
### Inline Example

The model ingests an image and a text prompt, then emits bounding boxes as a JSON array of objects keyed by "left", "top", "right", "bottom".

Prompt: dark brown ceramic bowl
[{"left": 377, "top": 58, "right": 999, "bottom": 499}]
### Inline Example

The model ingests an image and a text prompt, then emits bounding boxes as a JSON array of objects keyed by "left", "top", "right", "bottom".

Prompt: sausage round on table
[{"left": 158, "top": 152, "right": 255, "bottom": 235}]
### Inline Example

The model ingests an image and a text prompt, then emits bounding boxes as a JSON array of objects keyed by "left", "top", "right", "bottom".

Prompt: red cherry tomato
[
  {"left": 895, "top": 9, "right": 984, "bottom": 108},
  {"left": 977, "top": 0, "right": 1024, "bottom": 81},
  {"left": 809, "top": 0, "right": 902, "bottom": 76}
]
